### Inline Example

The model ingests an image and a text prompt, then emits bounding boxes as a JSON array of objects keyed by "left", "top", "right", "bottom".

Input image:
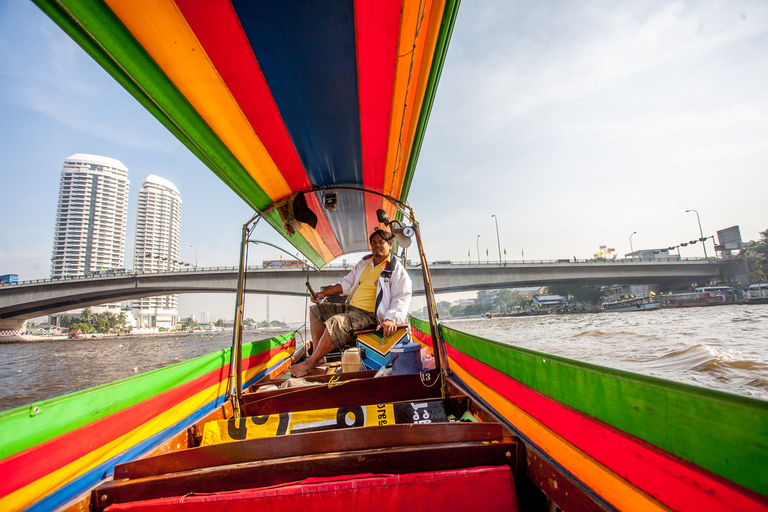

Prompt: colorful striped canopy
[{"left": 35, "top": 0, "right": 461, "bottom": 268}]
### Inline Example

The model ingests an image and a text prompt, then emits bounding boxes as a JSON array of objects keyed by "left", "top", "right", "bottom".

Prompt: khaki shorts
[{"left": 310, "top": 302, "right": 377, "bottom": 350}]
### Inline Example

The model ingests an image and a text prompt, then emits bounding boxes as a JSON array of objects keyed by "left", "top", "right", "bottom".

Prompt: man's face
[{"left": 370, "top": 234, "right": 391, "bottom": 259}]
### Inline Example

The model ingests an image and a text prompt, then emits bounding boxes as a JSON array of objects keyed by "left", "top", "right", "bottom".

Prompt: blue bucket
[{"left": 390, "top": 342, "right": 422, "bottom": 375}]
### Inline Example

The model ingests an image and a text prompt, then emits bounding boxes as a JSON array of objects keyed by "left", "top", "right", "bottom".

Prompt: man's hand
[
  {"left": 310, "top": 290, "right": 325, "bottom": 304},
  {"left": 378, "top": 319, "right": 397, "bottom": 337}
]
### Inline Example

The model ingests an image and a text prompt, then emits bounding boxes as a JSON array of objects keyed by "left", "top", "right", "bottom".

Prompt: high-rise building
[
  {"left": 49, "top": 154, "right": 129, "bottom": 323},
  {"left": 132, "top": 175, "right": 182, "bottom": 329},
  {"left": 51, "top": 154, "right": 130, "bottom": 278}
]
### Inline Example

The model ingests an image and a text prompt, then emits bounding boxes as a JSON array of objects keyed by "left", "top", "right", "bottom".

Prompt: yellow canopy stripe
[{"left": 104, "top": 0, "right": 292, "bottom": 202}]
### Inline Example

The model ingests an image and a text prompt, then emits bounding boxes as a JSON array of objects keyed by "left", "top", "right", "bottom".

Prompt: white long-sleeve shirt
[{"left": 337, "top": 254, "right": 412, "bottom": 325}]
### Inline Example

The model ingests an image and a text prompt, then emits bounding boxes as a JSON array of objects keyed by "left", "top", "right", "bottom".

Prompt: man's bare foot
[
  {"left": 290, "top": 360, "right": 314, "bottom": 377},
  {"left": 317, "top": 357, "right": 327, "bottom": 365}
]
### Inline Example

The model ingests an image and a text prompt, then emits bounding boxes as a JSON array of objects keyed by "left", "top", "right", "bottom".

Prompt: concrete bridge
[{"left": 0, "top": 258, "right": 733, "bottom": 330}]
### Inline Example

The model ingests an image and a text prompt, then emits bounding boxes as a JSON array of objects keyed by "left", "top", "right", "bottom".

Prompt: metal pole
[
  {"left": 630, "top": 231, "right": 637, "bottom": 258},
  {"left": 492, "top": 215, "right": 502, "bottom": 264},
  {"left": 226, "top": 215, "right": 256, "bottom": 418},
  {"left": 476, "top": 235, "right": 480, "bottom": 264},
  {"left": 412, "top": 216, "right": 448, "bottom": 399},
  {"left": 190, "top": 245, "right": 198, "bottom": 269},
  {"left": 686, "top": 209, "right": 708, "bottom": 259}
]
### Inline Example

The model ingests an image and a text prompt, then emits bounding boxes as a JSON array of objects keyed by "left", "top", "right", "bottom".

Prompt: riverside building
[
  {"left": 50, "top": 154, "right": 129, "bottom": 320},
  {"left": 131, "top": 175, "right": 182, "bottom": 330}
]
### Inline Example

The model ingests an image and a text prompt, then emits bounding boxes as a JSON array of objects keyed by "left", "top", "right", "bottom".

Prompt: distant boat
[
  {"left": 601, "top": 295, "right": 661, "bottom": 312},
  {"left": 661, "top": 287, "right": 734, "bottom": 308},
  {"left": 745, "top": 283, "right": 768, "bottom": 304}
]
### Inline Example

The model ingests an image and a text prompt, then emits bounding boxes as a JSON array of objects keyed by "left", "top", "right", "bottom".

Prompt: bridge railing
[{"left": 0, "top": 257, "right": 715, "bottom": 287}]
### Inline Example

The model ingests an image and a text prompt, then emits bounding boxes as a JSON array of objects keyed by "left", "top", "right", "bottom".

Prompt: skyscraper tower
[
  {"left": 132, "top": 174, "right": 182, "bottom": 329},
  {"left": 51, "top": 154, "right": 130, "bottom": 278}
]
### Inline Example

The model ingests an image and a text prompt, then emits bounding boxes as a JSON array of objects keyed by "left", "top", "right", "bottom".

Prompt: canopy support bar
[{"left": 229, "top": 189, "right": 449, "bottom": 402}]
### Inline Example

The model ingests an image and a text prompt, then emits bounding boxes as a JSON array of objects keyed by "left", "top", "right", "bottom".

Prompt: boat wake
[{"left": 647, "top": 345, "right": 768, "bottom": 390}]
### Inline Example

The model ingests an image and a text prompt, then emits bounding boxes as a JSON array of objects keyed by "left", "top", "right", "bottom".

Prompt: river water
[
  {"left": 0, "top": 331, "right": 292, "bottom": 413},
  {"left": 2, "top": 305, "right": 767, "bottom": 413},
  {"left": 446, "top": 304, "right": 768, "bottom": 402}
]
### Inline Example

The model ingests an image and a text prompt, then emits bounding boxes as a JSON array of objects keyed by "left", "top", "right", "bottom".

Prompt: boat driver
[{"left": 290, "top": 228, "right": 412, "bottom": 377}]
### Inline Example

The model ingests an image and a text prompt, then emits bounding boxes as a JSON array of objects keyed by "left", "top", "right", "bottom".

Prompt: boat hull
[
  {"left": 601, "top": 302, "right": 661, "bottom": 312},
  {"left": 410, "top": 317, "right": 768, "bottom": 512},
  {"left": 0, "top": 333, "right": 296, "bottom": 512}
]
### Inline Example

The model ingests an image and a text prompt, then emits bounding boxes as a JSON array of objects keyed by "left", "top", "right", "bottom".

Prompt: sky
[{"left": 1, "top": 0, "right": 767, "bottom": 323}]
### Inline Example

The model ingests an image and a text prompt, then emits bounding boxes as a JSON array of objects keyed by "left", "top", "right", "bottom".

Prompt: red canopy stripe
[{"left": 355, "top": 0, "right": 401, "bottom": 234}]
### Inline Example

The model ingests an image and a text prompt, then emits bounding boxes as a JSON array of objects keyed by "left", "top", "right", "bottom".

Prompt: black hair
[{"left": 370, "top": 228, "right": 394, "bottom": 244}]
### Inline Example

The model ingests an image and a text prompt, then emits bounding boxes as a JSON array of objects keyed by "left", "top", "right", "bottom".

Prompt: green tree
[
  {"left": 216, "top": 319, "right": 225, "bottom": 327},
  {"left": 117, "top": 311, "right": 128, "bottom": 332},
  {"left": 436, "top": 301, "right": 452, "bottom": 318},
  {"left": 494, "top": 289, "right": 514, "bottom": 311},
  {"left": 510, "top": 290, "right": 532, "bottom": 309},
  {"left": 71, "top": 322, "right": 90, "bottom": 333},
  {"left": 743, "top": 229, "right": 768, "bottom": 283},
  {"left": 463, "top": 303, "right": 485, "bottom": 316},
  {"left": 94, "top": 312, "right": 112, "bottom": 333},
  {"left": 79, "top": 307, "right": 94, "bottom": 326},
  {"left": 449, "top": 304, "right": 465, "bottom": 317}
]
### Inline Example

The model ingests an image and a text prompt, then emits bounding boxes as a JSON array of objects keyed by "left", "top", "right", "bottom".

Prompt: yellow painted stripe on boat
[
  {"left": 383, "top": 0, "right": 440, "bottom": 199},
  {"left": 1, "top": 376, "right": 230, "bottom": 512},
  {"left": 243, "top": 349, "right": 293, "bottom": 384},
  {"left": 4, "top": 350, "right": 290, "bottom": 512},
  {"left": 449, "top": 358, "right": 671, "bottom": 512},
  {"left": 104, "top": 0, "right": 292, "bottom": 202}
]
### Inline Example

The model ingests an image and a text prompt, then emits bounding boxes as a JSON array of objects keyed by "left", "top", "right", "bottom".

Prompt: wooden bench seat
[
  {"left": 115, "top": 422, "right": 505, "bottom": 480},
  {"left": 243, "top": 370, "right": 442, "bottom": 416},
  {"left": 96, "top": 427, "right": 517, "bottom": 511},
  {"left": 104, "top": 465, "right": 518, "bottom": 511}
]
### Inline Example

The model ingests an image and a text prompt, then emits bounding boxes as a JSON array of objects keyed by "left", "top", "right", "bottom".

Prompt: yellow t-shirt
[{"left": 349, "top": 259, "right": 387, "bottom": 312}]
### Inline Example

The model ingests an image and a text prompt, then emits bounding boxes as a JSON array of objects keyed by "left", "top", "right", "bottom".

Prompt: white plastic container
[{"left": 341, "top": 348, "right": 363, "bottom": 372}]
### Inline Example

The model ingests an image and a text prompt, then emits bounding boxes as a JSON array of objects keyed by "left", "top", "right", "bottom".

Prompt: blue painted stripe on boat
[{"left": 232, "top": 0, "right": 363, "bottom": 189}]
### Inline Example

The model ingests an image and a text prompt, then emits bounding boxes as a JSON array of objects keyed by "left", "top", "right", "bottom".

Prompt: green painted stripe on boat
[
  {"left": 0, "top": 333, "right": 294, "bottom": 460},
  {"left": 410, "top": 316, "right": 432, "bottom": 336},
  {"left": 401, "top": 0, "right": 462, "bottom": 201},
  {"left": 440, "top": 325, "right": 768, "bottom": 497},
  {"left": 32, "top": 0, "right": 273, "bottom": 213}
]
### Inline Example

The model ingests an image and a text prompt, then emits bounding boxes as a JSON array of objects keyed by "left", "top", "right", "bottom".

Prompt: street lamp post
[
  {"left": 491, "top": 215, "right": 502, "bottom": 264},
  {"left": 190, "top": 245, "right": 198, "bottom": 269},
  {"left": 629, "top": 231, "right": 637, "bottom": 259},
  {"left": 685, "top": 209, "right": 708, "bottom": 259},
  {"left": 476, "top": 235, "right": 480, "bottom": 265}
]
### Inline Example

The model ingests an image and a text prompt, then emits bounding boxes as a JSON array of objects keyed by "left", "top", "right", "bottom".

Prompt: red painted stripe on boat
[
  {"left": 0, "top": 342, "right": 290, "bottom": 498},
  {"left": 444, "top": 343, "right": 768, "bottom": 511},
  {"left": 354, "top": 0, "right": 401, "bottom": 233},
  {"left": 175, "top": 0, "right": 342, "bottom": 257},
  {"left": 410, "top": 325, "right": 433, "bottom": 347}
]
